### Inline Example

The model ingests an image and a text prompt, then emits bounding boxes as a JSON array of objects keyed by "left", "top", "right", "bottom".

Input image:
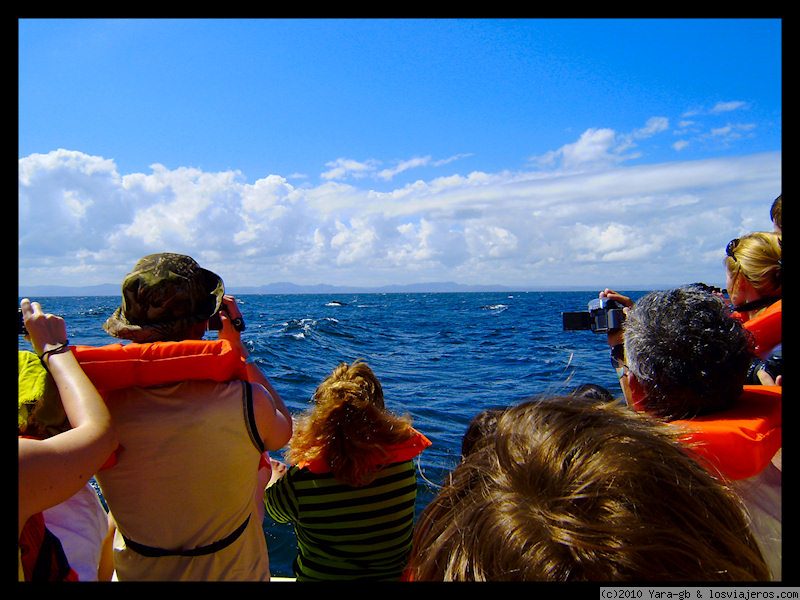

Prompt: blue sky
[{"left": 19, "top": 18, "right": 782, "bottom": 291}]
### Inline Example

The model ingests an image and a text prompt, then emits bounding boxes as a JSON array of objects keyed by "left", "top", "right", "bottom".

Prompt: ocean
[{"left": 18, "top": 290, "right": 648, "bottom": 577}]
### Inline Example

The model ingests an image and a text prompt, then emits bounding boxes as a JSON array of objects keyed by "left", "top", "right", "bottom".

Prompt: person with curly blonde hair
[
  {"left": 264, "top": 360, "right": 431, "bottom": 581},
  {"left": 405, "top": 395, "right": 770, "bottom": 582}
]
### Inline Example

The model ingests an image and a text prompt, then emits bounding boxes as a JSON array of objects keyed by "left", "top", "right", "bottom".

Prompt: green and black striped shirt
[{"left": 263, "top": 460, "right": 419, "bottom": 581}]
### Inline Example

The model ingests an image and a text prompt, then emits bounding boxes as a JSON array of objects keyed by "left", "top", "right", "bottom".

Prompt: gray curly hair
[{"left": 623, "top": 286, "right": 754, "bottom": 420}]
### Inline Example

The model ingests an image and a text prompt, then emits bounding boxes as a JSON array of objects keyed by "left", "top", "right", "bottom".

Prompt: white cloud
[
  {"left": 709, "top": 123, "right": 757, "bottom": 139},
  {"left": 322, "top": 153, "right": 473, "bottom": 182},
  {"left": 320, "top": 158, "right": 378, "bottom": 181},
  {"left": 632, "top": 116, "right": 669, "bottom": 138},
  {"left": 530, "top": 117, "right": 670, "bottom": 172},
  {"left": 378, "top": 156, "right": 432, "bottom": 181},
  {"left": 710, "top": 101, "right": 749, "bottom": 114},
  {"left": 683, "top": 101, "right": 749, "bottom": 117},
  {"left": 19, "top": 148, "right": 781, "bottom": 290}
]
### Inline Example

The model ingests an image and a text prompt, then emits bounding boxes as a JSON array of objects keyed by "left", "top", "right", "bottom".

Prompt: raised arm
[
  {"left": 18, "top": 299, "right": 117, "bottom": 537},
  {"left": 216, "top": 295, "right": 293, "bottom": 450}
]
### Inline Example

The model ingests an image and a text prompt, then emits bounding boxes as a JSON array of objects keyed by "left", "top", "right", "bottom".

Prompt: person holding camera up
[
  {"left": 598, "top": 285, "right": 781, "bottom": 580},
  {"left": 90, "top": 253, "right": 292, "bottom": 581}
]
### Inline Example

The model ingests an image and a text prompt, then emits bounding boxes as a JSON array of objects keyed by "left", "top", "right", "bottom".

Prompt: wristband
[{"left": 39, "top": 340, "right": 70, "bottom": 372}]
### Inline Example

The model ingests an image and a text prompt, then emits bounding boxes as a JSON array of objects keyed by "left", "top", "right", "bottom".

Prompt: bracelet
[{"left": 39, "top": 340, "right": 70, "bottom": 372}]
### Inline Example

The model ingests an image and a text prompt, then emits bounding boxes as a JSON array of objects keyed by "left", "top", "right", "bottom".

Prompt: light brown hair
[{"left": 407, "top": 396, "right": 769, "bottom": 582}]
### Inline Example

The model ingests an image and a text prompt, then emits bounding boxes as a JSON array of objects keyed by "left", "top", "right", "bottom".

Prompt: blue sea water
[{"left": 18, "top": 290, "right": 648, "bottom": 578}]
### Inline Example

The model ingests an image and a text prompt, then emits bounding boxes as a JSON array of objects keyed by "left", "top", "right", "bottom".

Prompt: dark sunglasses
[{"left": 726, "top": 238, "right": 740, "bottom": 261}]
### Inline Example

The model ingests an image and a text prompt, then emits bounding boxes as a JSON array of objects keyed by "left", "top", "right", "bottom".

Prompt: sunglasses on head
[{"left": 726, "top": 238, "right": 740, "bottom": 261}]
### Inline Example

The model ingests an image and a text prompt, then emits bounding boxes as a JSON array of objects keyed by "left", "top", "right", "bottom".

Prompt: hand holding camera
[{"left": 207, "top": 295, "right": 246, "bottom": 333}]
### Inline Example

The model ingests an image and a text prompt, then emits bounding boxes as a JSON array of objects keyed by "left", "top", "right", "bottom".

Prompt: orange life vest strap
[{"left": 673, "top": 385, "right": 781, "bottom": 480}]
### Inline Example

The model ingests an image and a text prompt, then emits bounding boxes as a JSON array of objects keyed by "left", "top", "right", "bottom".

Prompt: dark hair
[
  {"left": 770, "top": 194, "right": 781, "bottom": 230},
  {"left": 570, "top": 383, "right": 614, "bottom": 402},
  {"left": 624, "top": 286, "right": 753, "bottom": 420},
  {"left": 460, "top": 408, "right": 505, "bottom": 458}
]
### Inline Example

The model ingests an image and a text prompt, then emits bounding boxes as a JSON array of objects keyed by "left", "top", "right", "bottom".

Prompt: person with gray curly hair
[
  {"left": 622, "top": 286, "right": 753, "bottom": 420},
  {"left": 599, "top": 284, "right": 782, "bottom": 580}
]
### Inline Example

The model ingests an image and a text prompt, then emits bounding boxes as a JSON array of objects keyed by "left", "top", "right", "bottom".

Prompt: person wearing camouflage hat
[
  {"left": 103, "top": 253, "right": 225, "bottom": 343},
  {"left": 94, "top": 252, "right": 293, "bottom": 581}
]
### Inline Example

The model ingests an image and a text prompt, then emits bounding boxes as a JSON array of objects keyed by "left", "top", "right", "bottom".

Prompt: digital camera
[
  {"left": 562, "top": 298, "right": 626, "bottom": 333},
  {"left": 207, "top": 308, "right": 226, "bottom": 330},
  {"left": 18, "top": 308, "right": 27, "bottom": 335},
  {"left": 207, "top": 307, "right": 246, "bottom": 332}
]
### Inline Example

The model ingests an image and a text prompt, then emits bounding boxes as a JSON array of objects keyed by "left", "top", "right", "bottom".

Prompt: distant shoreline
[{"left": 18, "top": 282, "right": 688, "bottom": 297}]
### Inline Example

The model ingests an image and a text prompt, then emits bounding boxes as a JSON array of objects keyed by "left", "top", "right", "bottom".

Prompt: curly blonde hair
[
  {"left": 285, "top": 360, "right": 416, "bottom": 486},
  {"left": 407, "top": 396, "right": 769, "bottom": 581}
]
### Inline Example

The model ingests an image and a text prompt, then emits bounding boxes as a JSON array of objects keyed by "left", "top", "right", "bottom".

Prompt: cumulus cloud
[{"left": 19, "top": 147, "right": 781, "bottom": 290}]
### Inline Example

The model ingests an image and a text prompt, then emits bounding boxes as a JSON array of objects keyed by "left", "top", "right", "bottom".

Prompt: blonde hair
[
  {"left": 725, "top": 231, "right": 782, "bottom": 299},
  {"left": 285, "top": 360, "right": 416, "bottom": 486},
  {"left": 406, "top": 396, "right": 769, "bottom": 582}
]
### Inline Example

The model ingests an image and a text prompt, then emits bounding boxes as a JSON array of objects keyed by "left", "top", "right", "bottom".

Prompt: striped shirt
[{"left": 264, "top": 460, "right": 419, "bottom": 581}]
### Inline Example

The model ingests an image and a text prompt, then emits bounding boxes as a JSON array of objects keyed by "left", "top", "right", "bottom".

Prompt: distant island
[{"left": 17, "top": 281, "right": 652, "bottom": 297}]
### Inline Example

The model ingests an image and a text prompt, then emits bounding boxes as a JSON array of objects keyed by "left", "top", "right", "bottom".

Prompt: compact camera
[
  {"left": 562, "top": 298, "right": 626, "bottom": 333},
  {"left": 18, "top": 308, "right": 27, "bottom": 335}
]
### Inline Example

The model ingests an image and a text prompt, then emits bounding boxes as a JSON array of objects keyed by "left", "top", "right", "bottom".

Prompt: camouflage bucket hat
[{"left": 103, "top": 253, "right": 225, "bottom": 343}]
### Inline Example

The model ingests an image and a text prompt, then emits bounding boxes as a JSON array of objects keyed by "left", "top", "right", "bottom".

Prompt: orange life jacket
[
  {"left": 295, "top": 428, "right": 432, "bottom": 474},
  {"left": 732, "top": 299, "right": 781, "bottom": 358},
  {"left": 71, "top": 339, "right": 248, "bottom": 392},
  {"left": 672, "top": 385, "right": 781, "bottom": 481}
]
